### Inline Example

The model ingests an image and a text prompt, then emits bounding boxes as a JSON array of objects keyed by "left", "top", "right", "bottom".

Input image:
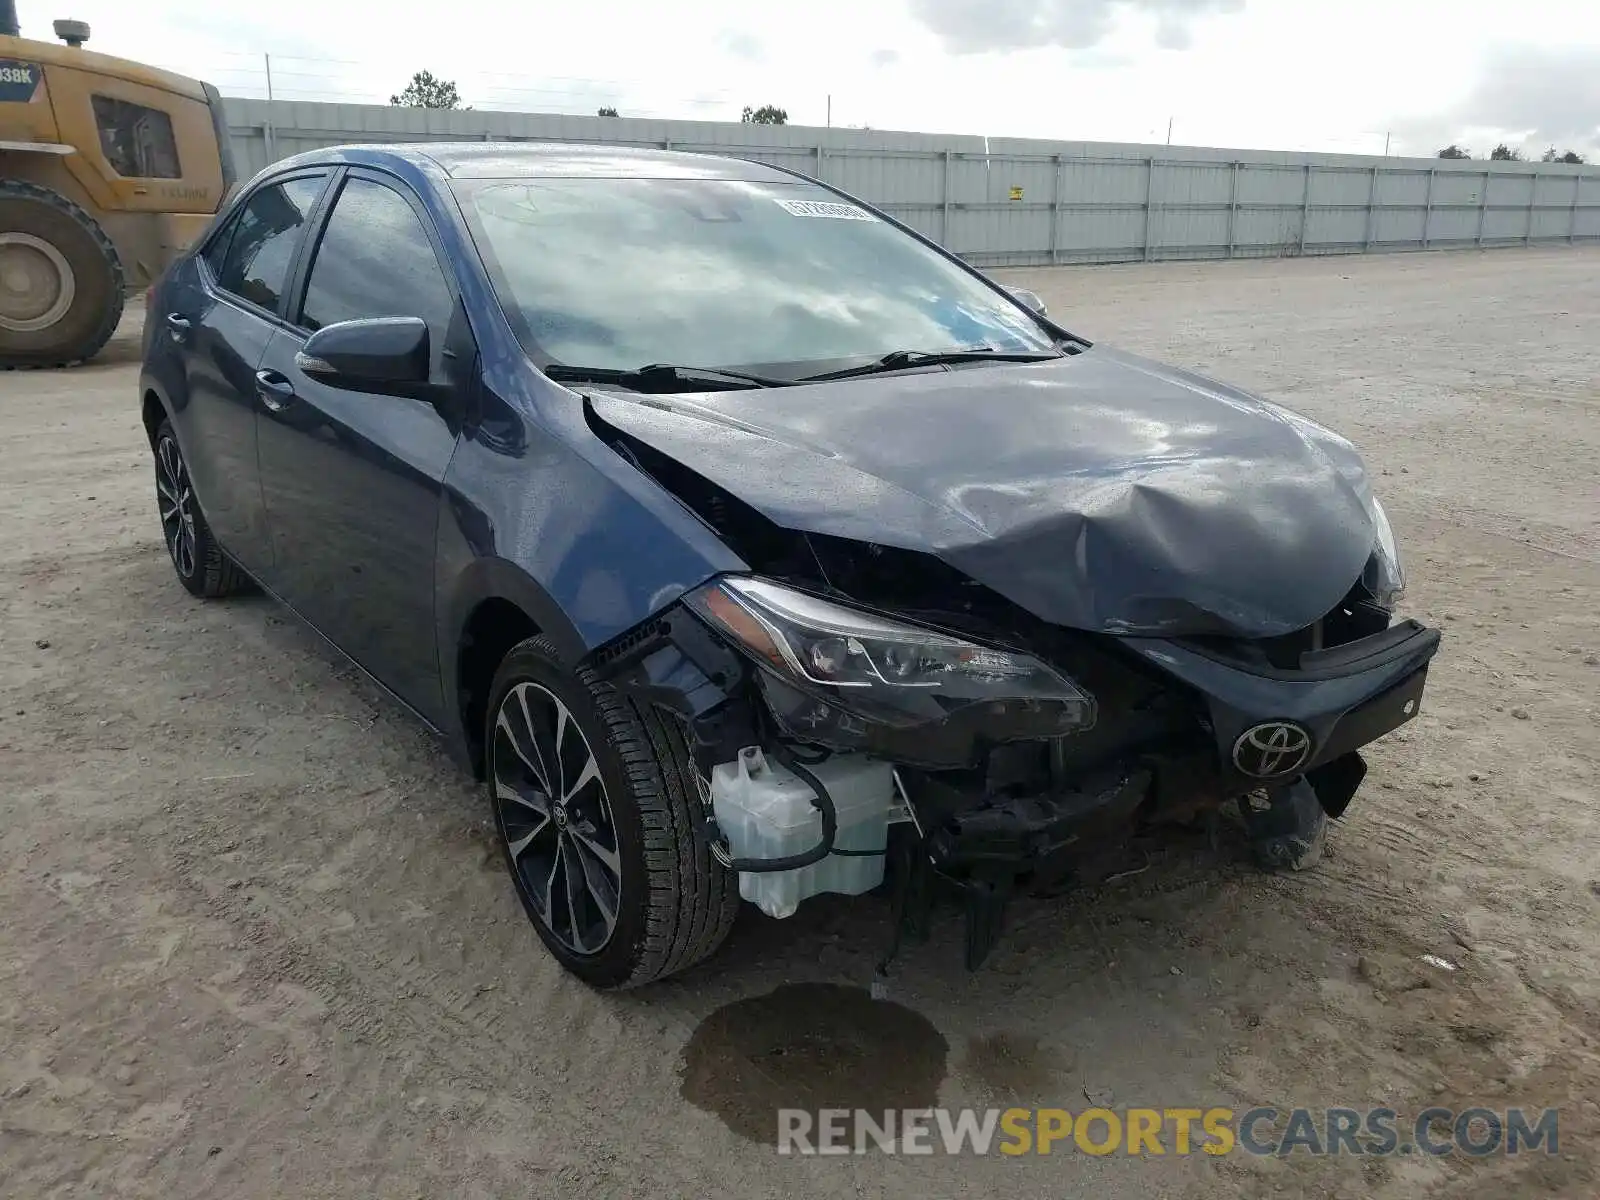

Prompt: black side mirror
[
  {"left": 1004, "top": 286, "right": 1048, "bottom": 316},
  {"left": 296, "top": 316, "right": 429, "bottom": 391}
]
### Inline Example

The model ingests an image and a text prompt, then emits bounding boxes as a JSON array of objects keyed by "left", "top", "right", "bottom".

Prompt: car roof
[{"left": 275, "top": 141, "right": 800, "bottom": 183}]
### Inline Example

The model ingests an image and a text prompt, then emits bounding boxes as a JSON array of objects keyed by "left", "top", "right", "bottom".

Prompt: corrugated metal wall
[{"left": 226, "top": 98, "right": 1600, "bottom": 267}]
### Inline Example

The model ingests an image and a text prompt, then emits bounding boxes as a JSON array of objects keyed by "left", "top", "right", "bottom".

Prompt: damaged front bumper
[
  {"left": 1130, "top": 617, "right": 1439, "bottom": 801},
  {"left": 594, "top": 590, "right": 1441, "bottom": 970},
  {"left": 897, "top": 616, "right": 1440, "bottom": 962}
]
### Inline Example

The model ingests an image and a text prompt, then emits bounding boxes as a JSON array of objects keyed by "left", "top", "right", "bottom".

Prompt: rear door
[
  {"left": 166, "top": 170, "right": 328, "bottom": 573},
  {"left": 254, "top": 169, "right": 469, "bottom": 720}
]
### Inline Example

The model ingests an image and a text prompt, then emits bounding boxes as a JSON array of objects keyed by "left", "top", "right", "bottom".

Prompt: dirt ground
[{"left": 1, "top": 247, "right": 1597, "bottom": 1199}]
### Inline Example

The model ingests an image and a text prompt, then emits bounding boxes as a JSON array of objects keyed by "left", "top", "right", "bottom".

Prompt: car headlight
[
  {"left": 1361, "top": 495, "right": 1405, "bottom": 609},
  {"left": 685, "top": 576, "right": 1095, "bottom": 744}
]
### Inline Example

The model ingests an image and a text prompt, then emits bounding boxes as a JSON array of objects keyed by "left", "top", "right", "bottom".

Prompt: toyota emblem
[{"left": 1232, "top": 721, "right": 1313, "bottom": 779}]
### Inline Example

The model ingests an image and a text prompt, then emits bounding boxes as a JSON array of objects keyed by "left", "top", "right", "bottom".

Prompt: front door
[{"left": 255, "top": 171, "right": 467, "bottom": 721}]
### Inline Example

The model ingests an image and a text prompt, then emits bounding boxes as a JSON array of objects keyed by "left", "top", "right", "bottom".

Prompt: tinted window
[
  {"left": 215, "top": 176, "right": 324, "bottom": 313},
  {"left": 92, "top": 95, "right": 181, "bottom": 179},
  {"left": 200, "top": 211, "right": 237, "bottom": 274},
  {"left": 299, "top": 177, "right": 455, "bottom": 368},
  {"left": 460, "top": 178, "right": 1054, "bottom": 374}
]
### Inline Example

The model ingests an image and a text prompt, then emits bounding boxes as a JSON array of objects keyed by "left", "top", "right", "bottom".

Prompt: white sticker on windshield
[{"left": 773, "top": 198, "right": 876, "bottom": 221}]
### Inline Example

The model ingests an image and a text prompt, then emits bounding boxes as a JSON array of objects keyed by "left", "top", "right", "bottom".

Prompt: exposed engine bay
[{"left": 586, "top": 394, "right": 1441, "bottom": 972}]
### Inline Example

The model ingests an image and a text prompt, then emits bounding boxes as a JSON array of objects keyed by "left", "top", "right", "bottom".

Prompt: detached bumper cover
[{"left": 1125, "top": 617, "right": 1441, "bottom": 788}]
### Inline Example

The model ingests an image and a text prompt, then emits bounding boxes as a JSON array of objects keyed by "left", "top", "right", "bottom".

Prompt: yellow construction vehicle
[{"left": 1, "top": 1, "right": 234, "bottom": 367}]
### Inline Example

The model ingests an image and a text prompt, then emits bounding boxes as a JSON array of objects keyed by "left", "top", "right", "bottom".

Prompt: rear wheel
[
  {"left": 0, "top": 180, "right": 125, "bottom": 369},
  {"left": 153, "top": 420, "right": 248, "bottom": 598},
  {"left": 486, "top": 637, "right": 739, "bottom": 988}
]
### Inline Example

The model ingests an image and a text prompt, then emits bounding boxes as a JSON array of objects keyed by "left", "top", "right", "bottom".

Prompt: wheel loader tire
[{"left": 0, "top": 180, "right": 126, "bottom": 370}]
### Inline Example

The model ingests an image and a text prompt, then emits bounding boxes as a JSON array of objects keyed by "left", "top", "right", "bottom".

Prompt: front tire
[
  {"left": 1240, "top": 779, "right": 1328, "bottom": 872},
  {"left": 486, "top": 637, "right": 739, "bottom": 988},
  {"left": 0, "top": 180, "right": 125, "bottom": 369},
  {"left": 153, "top": 420, "right": 248, "bottom": 598}
]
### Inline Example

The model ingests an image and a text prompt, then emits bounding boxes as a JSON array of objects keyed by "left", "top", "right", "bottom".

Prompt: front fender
[{"left": 440, "top": 552, "right": 590, "bottom": 675}]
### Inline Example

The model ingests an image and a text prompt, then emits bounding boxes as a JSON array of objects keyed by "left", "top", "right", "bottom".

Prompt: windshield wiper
[
  {"left": 794, "top": 347, "right": 1062, "bottom": 383},
  {"left": 543, "top": 362, "right": 793, "bottom": 392}
]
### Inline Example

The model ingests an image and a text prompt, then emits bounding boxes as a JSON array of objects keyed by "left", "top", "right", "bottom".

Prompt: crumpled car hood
[{"left": 586, "top": 346, "right": 1380, "bottom": 637}]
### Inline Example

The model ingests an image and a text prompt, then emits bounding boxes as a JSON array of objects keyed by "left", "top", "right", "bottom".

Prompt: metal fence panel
[
  {"left": 1428, "top": 206, "right": 1479, "bottom": 245},
  {"left": 1310, "top": 206, "right": 1367, "bottom": 247},
  {"left": 1058, "top": 208, "right": 1146, "bottom": 257},
  {"left": 1234, "top": 205, "right": 1302, "bottom": 252},
  {"left": 1232, "top": 163, "right": 1295, "bottom": 206},
  {"left": 1374, "top": 204, "right": 1427, "bottom": 246},
  {"left": 1308, "top": 167, "right": 1371, "bottom": 206},
  {"left": 226, "top": 98, "right": 1600, "bottom": 266},
  {"left": 1577, "top": 184, "right": 1600, "bottom": 238}
]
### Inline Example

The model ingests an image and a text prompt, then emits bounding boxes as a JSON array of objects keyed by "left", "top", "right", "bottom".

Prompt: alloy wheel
[
  {"left": 155, "top": 434, "right": 197, "bottom": 579},
  {"left": 491, "top": 681, "right": 623, "bottom": 955}
]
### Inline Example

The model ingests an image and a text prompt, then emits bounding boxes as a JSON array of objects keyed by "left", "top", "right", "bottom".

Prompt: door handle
[
  {"left": 165, "top": 312, "right": 191, "bottom": 343},
  {"left": 255, "top": 369, "right": 296, "bottom": 413}
]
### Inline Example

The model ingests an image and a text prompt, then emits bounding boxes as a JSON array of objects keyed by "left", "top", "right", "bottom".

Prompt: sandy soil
[{"left": 1, "top": 247, "right": 1596, "bottom": 1199}]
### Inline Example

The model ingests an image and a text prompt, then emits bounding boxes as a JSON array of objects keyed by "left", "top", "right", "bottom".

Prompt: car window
[
  {"left": 200, "top": 210, "right": 238, "bottom": 276},
  {"left": 298, "top": 176, "right": 455, "bottom": 372},
  {"left": 215, "top": 176, "right": 325, "bottom": 314},
  {"left": 91, "top": 95, "right": 181, "bottom": 179},
  {"left": 458, "top": 177, "right": 1055, "bottom": 375}
]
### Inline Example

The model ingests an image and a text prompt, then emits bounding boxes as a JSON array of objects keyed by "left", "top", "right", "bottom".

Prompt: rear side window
[
  {"left": 200, "top": 212, "right": 237, "bottom": 274},
  {"left": 299, "top": 177, "right": 455, "bottom": 369},
  {"left": 214, "top": 176, "right": 324, "bottom": 313},
  {"left": 91, "top": 95, "right": 181, "bottom": 179}
]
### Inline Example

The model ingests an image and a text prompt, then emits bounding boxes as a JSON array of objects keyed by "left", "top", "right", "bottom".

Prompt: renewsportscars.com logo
[{"left": 777, "top": 1106, "right": 1561, "bottom": 1157}]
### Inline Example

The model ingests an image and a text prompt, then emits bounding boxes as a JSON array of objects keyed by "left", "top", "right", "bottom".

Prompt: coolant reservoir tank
[{"left": 710, "top": 747, "right": 894, "bottom": 919}]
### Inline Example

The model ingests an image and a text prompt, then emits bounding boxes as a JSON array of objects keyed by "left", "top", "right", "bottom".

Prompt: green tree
[
  {"left": 741, "top": 104, "right": 788, "bottom": 125},
  {"left": 390, "top": 71, "right": 465, "bottom": 109},
  {"left": 1436, "top": 144, "right": 1471, "bottom": 159},
  {"left": 1541, "top": 146, "right": 1585, "bottom": 164},
  {"left": 597, "top": 106, "right": 619, "bottom": 117},
  {"left": 1488, "top": 143, "right": 1523, "bottom": 161}
]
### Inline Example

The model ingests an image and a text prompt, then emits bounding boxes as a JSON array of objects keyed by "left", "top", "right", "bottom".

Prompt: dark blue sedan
[{"left": 140, "top": 143, "right": 1438, "bottom": 987}]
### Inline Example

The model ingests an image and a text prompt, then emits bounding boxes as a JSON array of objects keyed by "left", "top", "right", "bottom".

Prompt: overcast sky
[{"left": 40, "top": 0, "right": 1600, "bottom": 158}]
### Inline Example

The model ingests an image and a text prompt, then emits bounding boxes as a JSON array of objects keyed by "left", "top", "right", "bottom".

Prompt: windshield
[{"left": 458, "top": 177, "right": 1057, "bottom": 376}]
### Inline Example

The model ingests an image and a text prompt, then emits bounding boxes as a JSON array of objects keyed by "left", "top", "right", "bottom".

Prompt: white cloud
[
  {"left": 1390, "top": 44, "right": 1600, "bottom": 159},
  {"left": 35, "top": 0, "right": 1600, "bottom": 156},
  {"left": 907, "top": 0, "right": 1245, "bottom": 53},
  {"left": 717, "top": 31, "right": 765, "bottom": 63}
]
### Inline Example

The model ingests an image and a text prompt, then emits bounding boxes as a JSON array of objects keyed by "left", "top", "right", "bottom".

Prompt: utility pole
[
  {"left": 1166, "top": 116, "right": 1173, "bottom": 145},
  {"left": 264, "top": 52, "right": 277, "bottom": 163},
  {"left": 826, "top": 94, "right": 831, "bottom": 128},
  {"left": 1383, "top": 131, "right": 1391, "bottom": 157}
]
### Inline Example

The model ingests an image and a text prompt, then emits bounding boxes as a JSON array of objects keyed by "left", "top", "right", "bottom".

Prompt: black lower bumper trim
[
  {"left": 1317, "top": 665, "right": 1430, "bottom": 766},
  {"left": 917, "top": 766, "right": 1153, "bottom": 871}
]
